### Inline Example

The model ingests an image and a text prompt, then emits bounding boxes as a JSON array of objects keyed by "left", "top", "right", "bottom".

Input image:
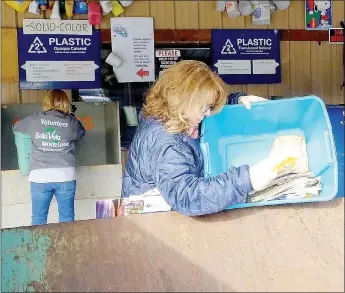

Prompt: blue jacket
[{"left": 121, "top": 92, "right": 253, "bottom": 216}]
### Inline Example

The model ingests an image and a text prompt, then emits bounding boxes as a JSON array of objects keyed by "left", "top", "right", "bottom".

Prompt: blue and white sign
[
  {"left": 211, "top": 29, "right": 281, "bottom": 84},
  {"left": 18, "top": 19, "right": 101, "bottom": 89}
]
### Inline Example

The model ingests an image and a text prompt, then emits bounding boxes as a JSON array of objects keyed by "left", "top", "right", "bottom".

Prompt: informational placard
[
  {"left": 155, "top": 49, "right": 181, "bottom": 77},
  {"left": 211, "top": 29, "right": 281, "bottom": 84},
  {"left": 305, "top": 0, "right": 332, "bottom": 30},
  {"left": 154, "top": 47, "right": 211, "bottom": 78},
  {"left": 18, "top": 19, "right": 101, "bottom": 89},
  {"left": 329, "top": 28, "right": 344, "bottom": 44},
  {"left": 110, "top": 17, "right": 155, "bottom": 83}
]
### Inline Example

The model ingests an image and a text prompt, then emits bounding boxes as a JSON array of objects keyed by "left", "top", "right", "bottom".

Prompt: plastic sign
[
  {"left": 18, "top": 19, "right": 101, "bottom": 89},
  {"left": 212, "top": 29, "right": 281, "bottom": 84}
]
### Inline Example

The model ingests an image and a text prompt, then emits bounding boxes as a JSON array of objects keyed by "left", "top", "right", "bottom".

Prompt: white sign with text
[{"left": 110, "top": 17, "right": 155, "bottom": 82}]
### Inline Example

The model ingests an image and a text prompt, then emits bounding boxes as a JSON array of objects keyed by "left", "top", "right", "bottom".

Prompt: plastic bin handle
[
  {"left": 324, "top": 130, "right": 334, "bottom": 165},
  {"left": 200, "top": 142, "right": 210, "bottom": 177}
]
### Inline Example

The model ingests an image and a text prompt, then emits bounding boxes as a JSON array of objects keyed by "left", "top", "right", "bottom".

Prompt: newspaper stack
[
  {"left": 246, "top": 172, "right": 322, "bottom": 203},
  {"left": 246, "top": 135, "right": 323, "bottom": 203}
]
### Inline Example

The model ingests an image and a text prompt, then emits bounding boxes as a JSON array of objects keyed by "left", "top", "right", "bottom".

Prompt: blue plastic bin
[{"left": 200, "top": 95, "right": 338, "bottom": 209}]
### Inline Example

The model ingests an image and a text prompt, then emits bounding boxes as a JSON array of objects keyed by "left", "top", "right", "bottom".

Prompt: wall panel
[
  {"left": 1, "top": 0, "right": 342, "bottom": 106},
  {"left": 289, "top": 41, "right": 312, "bottom": 97},
  {"left": 311, "top": 42, "right": 333, "bottom": 103},
  {"left": 199, "top": 1, "right": 222, "bottom": 29},
  {"left": 149, "top": 1, "right": 175, "bottom": 29},
  {"left": 288, "top": 1, "right": 305, "bottom": 29},
  {"left": 175, "top": 1, "right": 199, "bottom": 29},
  {"left": 2, "top": 0, "right": 343, "bottom": 170},
  {"left": 1, "top": 0, "right": 338, "bottom": 103}
]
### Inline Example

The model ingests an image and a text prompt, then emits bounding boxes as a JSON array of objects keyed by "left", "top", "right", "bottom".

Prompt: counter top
[{"left": 2, "top": 199, "right": 344, "bottom": 292}]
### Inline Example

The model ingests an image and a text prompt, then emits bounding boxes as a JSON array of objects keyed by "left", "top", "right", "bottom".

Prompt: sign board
[
  {"left": 329, "top": 28, "right": 344, "bottom": 44},
  {"left": 211, "top": 29, "right": 281, "bottom": 84},
  {"left": 155, "top": 49, "right": 181, "bottom": 77},
  {"left": 154, "top": 47, "right": 211, "bottom": 78},
  {"left": 110, "top": 17, "right": 155, "bottom": 83},
  {"left": 18, "top": 19, "right": 101, "bottom": 89},
  {"left": 305, "top": 0, "right": 332, "bottom": 30}
]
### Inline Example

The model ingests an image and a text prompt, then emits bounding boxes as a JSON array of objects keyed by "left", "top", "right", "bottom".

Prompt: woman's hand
[{"left": 239, "top": 95, "right": 268, "bottom": 110}]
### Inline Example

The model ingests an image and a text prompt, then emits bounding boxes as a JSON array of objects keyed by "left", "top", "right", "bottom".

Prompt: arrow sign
[{"left": 136, "top": 68, "right": 149, "bottom": 78}]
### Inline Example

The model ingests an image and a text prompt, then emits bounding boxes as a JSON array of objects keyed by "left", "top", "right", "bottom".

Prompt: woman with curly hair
[{"left": 122, "top": 60, "right": 275, "bottom": 216}]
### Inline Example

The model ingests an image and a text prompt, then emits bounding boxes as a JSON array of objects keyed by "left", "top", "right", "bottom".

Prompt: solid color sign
[{"left": 18, "top": 19, "right": 101, "bottom": 89}]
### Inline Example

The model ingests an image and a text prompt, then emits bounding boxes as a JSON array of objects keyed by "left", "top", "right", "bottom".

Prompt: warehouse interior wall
[{"left": 1, "top": 1, "right": 344, "bottom": 106}]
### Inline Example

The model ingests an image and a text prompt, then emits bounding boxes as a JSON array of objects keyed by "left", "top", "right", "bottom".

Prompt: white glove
[
  {"left": 239, "top": 95, "right": 268, "bottom": 110},
  {"left": 249, "top": 158, "right": 278, "bottom": 191}
]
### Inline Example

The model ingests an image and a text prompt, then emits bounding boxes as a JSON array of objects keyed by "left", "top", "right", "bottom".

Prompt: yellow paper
[
  {"left": 270, "top": 135, "right": 309, "bottom": 174},
  {"left": 273, "top": 157, "right": 297, "bottom": 172},
  {"left": 111, "top": 0, "right": 124, "bottom": 17},
  {"left": 5, "top": 0, "right": 31, "bottom": 12}
]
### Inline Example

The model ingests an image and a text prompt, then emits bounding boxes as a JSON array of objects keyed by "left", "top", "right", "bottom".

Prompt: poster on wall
[
  {"left": 211, "top": 29, "right": 281, "bottom": 85},
  {"left": 18, "top": 19, "right": 101, "bottom": 90},
  {"left": 154, "top": 47, "right": 211, "bottom": 78},
  {"left": 155, "top": 49, "right": 181, "bottom": 78},
  {"left": 305, "top": 0, "right": 332, "bottom": 30},
  {"left": 110, "top": 17, "right": 155, "bottom": 83}
]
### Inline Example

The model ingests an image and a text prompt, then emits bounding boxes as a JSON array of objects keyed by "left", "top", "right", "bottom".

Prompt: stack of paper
[
  {"left": 246, "top": 135, "right": 323, "bottom": 203},
  {"left": 246, "top": 172, "right": 322, "bottom": 203}
]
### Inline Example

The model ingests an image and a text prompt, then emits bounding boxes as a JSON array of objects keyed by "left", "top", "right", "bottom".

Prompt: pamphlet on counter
[{"left": 96, "top": 190, "right": 171, "bottom": 218}]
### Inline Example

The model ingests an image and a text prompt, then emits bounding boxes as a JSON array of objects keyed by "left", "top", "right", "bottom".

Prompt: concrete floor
[{"left": 2, "top": 198, "right": 344, "bottom": 292}]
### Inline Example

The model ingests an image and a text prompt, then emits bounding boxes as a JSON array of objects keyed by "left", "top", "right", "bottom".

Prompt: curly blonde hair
[
  {"left": 41, "top": 89, "right": 71, "bottom": 114},
  {"left": 143, "top": 60, "right": 228, "bottom": 134}
]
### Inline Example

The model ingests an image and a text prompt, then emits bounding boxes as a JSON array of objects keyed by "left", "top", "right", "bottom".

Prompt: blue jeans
[{"left": 30, "top": 180, "right": 76, "bottom": 225}]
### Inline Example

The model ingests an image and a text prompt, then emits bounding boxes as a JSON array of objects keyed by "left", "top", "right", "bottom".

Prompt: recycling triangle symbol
[
  {"left": 28, "top": 37, "right": 47, "bottom": 54},
  {"left": 221, "top": 39, "right": 237, "bottom": 54}
]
